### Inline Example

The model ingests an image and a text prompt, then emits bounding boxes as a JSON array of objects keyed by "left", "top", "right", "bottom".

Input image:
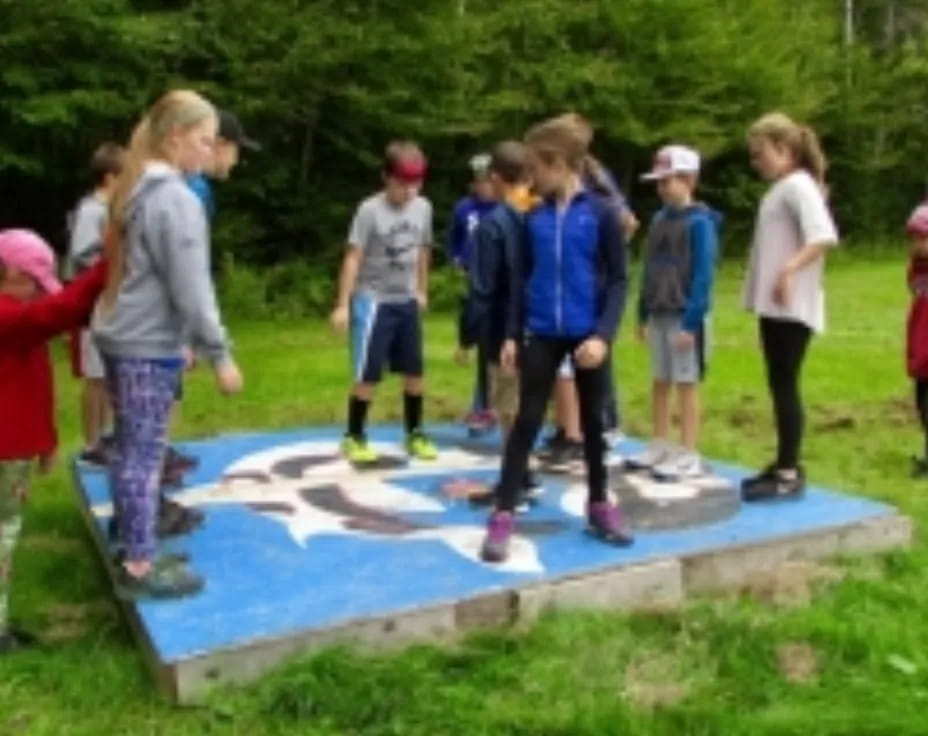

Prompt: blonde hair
[
  {"left": 544, "top": 111, "right": 619, "bottom": 198},
  {"left": 748, "top": 112, "right": 827, "bottom": 187},
  {"left": 103, "top": 90, "right": 216, "bottom": 309},
  {"left": 524, "top": 115, "right": 590, "bottom": 171}
]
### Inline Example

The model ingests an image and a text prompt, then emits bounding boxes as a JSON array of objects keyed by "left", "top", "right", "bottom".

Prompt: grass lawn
[{"left": 2, "top": 256, "right": 927, "bottom": 735}]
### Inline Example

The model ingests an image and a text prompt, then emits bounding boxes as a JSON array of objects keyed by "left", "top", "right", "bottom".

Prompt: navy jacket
[
  {"left": 507, "top": 191, "right": 627, "bottom": 342},
  {"left": 459, "top": 202, "right": 523, "bottom": 360}
]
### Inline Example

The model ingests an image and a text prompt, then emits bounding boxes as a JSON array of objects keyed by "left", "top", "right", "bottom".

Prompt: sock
[
  {"left": 347, "top": 396, "right": 370, "bottom": 439},
  {"left": 404, "top": 392, "right": 423, "bottom": 435}
]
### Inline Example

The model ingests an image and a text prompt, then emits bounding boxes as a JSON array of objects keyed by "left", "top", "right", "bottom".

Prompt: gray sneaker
[{"left": 115, "top": 558, "right": 204, "bottom": 601}]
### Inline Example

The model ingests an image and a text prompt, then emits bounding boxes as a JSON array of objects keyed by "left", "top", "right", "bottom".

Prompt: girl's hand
[
  {"left": 500, "top": 340, "right": 518, "bottom": 376},
  {"left": 772, "top": 268, "right": 794, "bottom": 307},
  {"left": 330, "top": 305, "right": 349, "bottom": 333},
  {"left": 574, "top": 336, "right": 608, "bottom": 369},
  {"left": 215, "top": 361, "right": 244, "bottom": 395}
]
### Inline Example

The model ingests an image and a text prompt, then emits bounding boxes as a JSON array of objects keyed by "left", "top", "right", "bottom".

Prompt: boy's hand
[
  {"left": 500, "top": 340, "right": 518, "bottom": 376},
  {"left": 37, "top": 451, "right": 56, "bottom": 476},
  {"left": 330, "top": 305, "right": 349, "bottom": 333},
  {"left": 417, "top": 292, "right": 428, "bottom": 311},
  {"left": 636, "top": 324, "right": 648, "bottom": 343},
  {"left": 574, "top": 336, "right": 608, "bottom": 369},
  {"left": 215, "top": 361, "right": 244, "bottom": 395},
  {"left": 454, "top": 347, "right": 470, "bottom": 365},
  {"left": 675, "top": 330, "right": 696, "bottom": 350}
]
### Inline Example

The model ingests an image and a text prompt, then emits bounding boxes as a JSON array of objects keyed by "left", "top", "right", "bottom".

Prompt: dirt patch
[
  {"left": 622, "top": 653, "right": 691, "bottom": 709},
  {"left": 777, "top": 642, "right": 818, "bottom": 684},
  {"left": 42, "top": 620, "right": 90, "bottom": 643},
  {"left": 21, "top": 534, "right": 85, "bottom": 554},
  {"left": 44, "top": 600, "right": 115, "bottom": 621},
  {"left": 741, "top": 560, "right": 845, "bottom": 608}
]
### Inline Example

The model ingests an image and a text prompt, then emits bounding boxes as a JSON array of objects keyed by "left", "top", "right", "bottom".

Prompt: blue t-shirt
[{"left": 186, "top": 174, "right": 216, "bottom": 219}]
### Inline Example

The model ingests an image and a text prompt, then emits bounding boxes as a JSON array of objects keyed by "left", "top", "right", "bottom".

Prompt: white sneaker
[
  {"left": 652, "top": 450, "right": 705, "bottom": 481},
  {"left": 624, "top": 440, "right": 672, "bottom": 470}
]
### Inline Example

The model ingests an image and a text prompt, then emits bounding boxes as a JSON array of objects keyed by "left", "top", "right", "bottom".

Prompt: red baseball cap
[
  {"left": 0, "top": 229, "right": 61, "bottom": 294},
  {"left": 389, "top": 155, "right": 428, "bottom": 184}
]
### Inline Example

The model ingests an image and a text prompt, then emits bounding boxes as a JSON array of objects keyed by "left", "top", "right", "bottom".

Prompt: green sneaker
[
  {"left": 406, "top": 431, "right": 438, "bottom": 461},
  {"left": 115, "top": 558, "right": 204, "bottom": 601},
  {"left": 342, "top": 434, "right": 379, "bottom": 464}
]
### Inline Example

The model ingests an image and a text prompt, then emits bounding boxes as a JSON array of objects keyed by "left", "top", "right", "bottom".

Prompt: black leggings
[
  {"left": 498, "top": 337, "right": 607, "bottom": 512},
  {"left": 759, "top": 317, "right": 812, "bottom": 470},
  {"left": 915, "top": 380, "right": 928, "bottom": 456}
]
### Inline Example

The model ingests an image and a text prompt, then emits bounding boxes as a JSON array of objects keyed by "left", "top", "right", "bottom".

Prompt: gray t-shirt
[
  {"left": 66, "top": 193, "right": 108, "bottom": 279},
  {"left": 348, "top": 193, "right": 433, "bottom": 302}
]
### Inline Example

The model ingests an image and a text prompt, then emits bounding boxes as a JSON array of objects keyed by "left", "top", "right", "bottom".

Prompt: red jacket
[
  {"left": 0, "top": 260, "right": 107, "bottom": 461},
  {"left": 908, "top": 258, "right": 928, "bottom": 379}
]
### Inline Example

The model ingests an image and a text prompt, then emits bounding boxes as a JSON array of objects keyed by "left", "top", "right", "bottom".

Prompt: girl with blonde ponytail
[
  {"left": 741, "top": 112, "right": 838, "bottom": 502},
  {"left": 92, "top": 90, "right": 243, "bottom": 599}
]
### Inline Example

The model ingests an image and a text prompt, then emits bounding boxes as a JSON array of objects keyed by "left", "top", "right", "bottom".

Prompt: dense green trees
[{"left": 1, "top": 0, "right": 926, "bottom": 267}]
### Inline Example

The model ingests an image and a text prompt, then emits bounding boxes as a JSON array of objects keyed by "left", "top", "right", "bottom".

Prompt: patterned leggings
[
  {"left": 104, "top": 357, "right": 181, "bottom": 563},
  {"left": 0, "top": 460, "right": 30, "bottom": 632}
]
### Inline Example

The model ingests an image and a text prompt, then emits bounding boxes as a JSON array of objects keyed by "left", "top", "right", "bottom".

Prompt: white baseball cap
[{"left": 641, "top": 145, "right": 701, "bottom": 181}]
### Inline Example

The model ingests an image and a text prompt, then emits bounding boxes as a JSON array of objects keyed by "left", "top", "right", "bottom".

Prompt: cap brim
[
  {"left": 36, "top": 272, "right": 62, "bottom": 294},
  {"left": 640, "top": 171, "right": 668, "bottom": 181}
]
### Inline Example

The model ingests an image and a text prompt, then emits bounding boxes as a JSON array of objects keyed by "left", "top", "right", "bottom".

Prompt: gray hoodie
[{"left": 92, "top": 162, "right": 231, "bottom": 365}]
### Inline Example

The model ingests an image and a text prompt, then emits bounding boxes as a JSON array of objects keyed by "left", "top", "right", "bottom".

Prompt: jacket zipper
[{"left": 555, "top": 206, "right": 564, "bottom": 334}]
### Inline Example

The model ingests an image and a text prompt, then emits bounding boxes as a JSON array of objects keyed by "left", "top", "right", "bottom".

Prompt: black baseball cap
[{"left": 218, "top": 109, "right": 260, "bottom": 151}]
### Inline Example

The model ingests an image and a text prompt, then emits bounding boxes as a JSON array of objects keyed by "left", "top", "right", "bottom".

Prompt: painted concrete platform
[{"left": 73, "top": 424, "right": 912, "bottom": 703}]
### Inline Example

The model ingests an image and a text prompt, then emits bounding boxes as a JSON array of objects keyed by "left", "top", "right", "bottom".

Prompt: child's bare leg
[
  {"left": 653, "top": 380, "right": 671, "bottom": 440},
  {"left": 556, "top": 376, "right": 582, "bottom": 441},
  {"left": 678, "top": 383, "right": 699, "bottom": 451}
]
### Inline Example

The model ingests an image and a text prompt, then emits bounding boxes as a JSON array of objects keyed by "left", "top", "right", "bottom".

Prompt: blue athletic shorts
[{"left": 350, "top": 295, "right": 423, "bottom": 384}]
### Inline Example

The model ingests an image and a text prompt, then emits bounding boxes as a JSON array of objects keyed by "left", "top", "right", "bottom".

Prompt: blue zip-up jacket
[
  {"left": 447, "top": 195, "right": 496, "bottom": 270},
  {"left": 637, "top": 203, "right": 721, "bottom": 332},
  {"left": 459, "top": 202, "right": 523, "bottom": 359},
  {"left": 185, "top": 174, "right": 216, "bottom": 220},
  {"left": 507, "top": 190, "right": 627, "bottom": 342}
]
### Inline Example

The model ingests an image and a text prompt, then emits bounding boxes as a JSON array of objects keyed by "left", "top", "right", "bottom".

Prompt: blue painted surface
[{"left": 74, "top": 424, "right": 895, "bottom": 663}]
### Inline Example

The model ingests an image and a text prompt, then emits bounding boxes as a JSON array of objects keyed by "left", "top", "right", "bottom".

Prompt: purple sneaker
[
  {"left": 480, "top": 511, "right": 515, "bottom": 563},
  {"left": 587, "top": 501, "right": 634, "bottom": 546}
]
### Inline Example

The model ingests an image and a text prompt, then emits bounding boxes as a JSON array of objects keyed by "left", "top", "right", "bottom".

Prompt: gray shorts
[
  {"left": 80, "top": 329, "right": 105, "bottom": 380},
  {"left": 648, "top": 314, "right": 706, "bottom": 384}
]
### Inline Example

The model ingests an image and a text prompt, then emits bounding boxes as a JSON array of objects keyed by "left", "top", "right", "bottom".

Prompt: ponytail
[
  {"left": 748, "top": 112, "right": 828, "bottom": 190},
  {"left": 582, "top": 154, "right": 618, "bottom": 199},
  {"left": 100, "top": 89, "right": 216, "bottom": 312},
  {"left": 101, "top": 116, "right": 153, "bottom": 311}
]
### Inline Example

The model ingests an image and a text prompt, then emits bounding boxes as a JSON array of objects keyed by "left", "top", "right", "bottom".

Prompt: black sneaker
[
  {"left": 912, "top": 456, "right": 928, "bottom": 479},
  {"left": 741, "top": 466, "right": 806, "bottom": 502},
  {"left": 0, "top": 627, "right": 38, "bottom": 655},
  {"left": 164, "top": 446, "right": 199, "bottom": 476},
  {"left": 535, "top": 428, "right": 567, "bottom": 462},
  {"left": 115, "top": 559, "right": 204, "bottom": 601},
  {"left": 78, "top": 445, "right": 110, "bottom": 468},
  {"left": 157, "top": 495, "right": 205, "bottom": 537},
  {"left": 739, "top": 464, "right": 778, "bottom": 493},
  {"left": 546, "top": 440, "right": 584, "bottom": 473}
]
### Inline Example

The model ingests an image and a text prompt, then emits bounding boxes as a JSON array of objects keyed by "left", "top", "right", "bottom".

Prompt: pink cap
[
  {"left": 907, "top": 203, "right": 928, "bottom": 237},
  {"left": 0, "top": 229, "right": 61, "bottom": 294}
]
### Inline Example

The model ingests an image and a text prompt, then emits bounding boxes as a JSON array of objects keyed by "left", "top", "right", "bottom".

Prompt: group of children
[
  {"left": 0, "top": 90, "right": 264, "bottom": 652},
  {"left": 4, "top": 94, "right": 903, "bottom": 646},
  {"left": 329, "top": 110, "right": 842, "bottom": 563}
]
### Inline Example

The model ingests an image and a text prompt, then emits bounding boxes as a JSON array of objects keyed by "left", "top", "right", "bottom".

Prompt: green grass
[{"left": 2, "top": 256, "right": 927, "bottom": 735}]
